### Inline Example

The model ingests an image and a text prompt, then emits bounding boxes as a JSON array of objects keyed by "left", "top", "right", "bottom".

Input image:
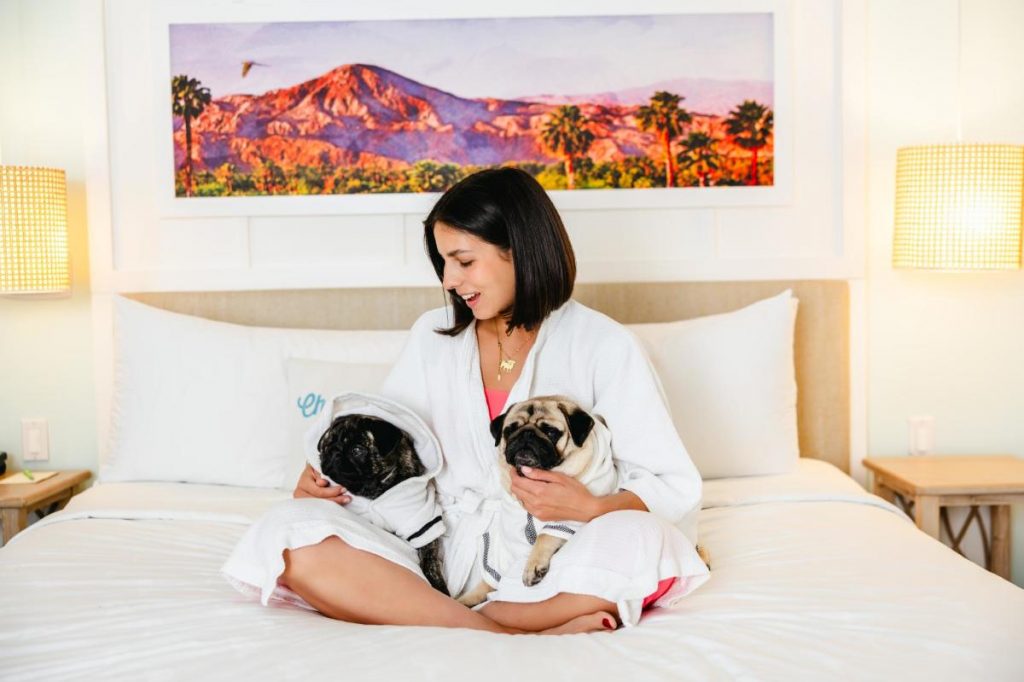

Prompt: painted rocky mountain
[{"left": 172, "top": 63, "right": 745, "bottom": 172}]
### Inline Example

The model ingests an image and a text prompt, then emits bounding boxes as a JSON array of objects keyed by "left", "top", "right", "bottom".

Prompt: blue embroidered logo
[{"left": 297, "top": 392, "right": 326, "bottom": 419}]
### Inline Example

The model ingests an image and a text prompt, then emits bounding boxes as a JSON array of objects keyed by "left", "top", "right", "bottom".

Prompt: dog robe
[
  {"left": 302, "top": 392, "right": 445, "bottom": 548},
  {"left": 480, "top": 417, "right": 618, "bottom": 589},
  {"left": 381, "top": 300, "right": 710, "bottom": 625},
  {"left": 221, "top": 392, "right": 445, "bottom": 606}
]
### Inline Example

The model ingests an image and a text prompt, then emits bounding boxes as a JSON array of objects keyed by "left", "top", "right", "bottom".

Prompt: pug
[
  {"left": 456, "top": 396, "right": 617, "bottom": 607},
  {"left": 317, "top": 414, "right": 448, "bottom": 596}
]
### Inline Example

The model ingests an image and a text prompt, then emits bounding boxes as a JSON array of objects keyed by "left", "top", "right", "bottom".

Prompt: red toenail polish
[{"left": 602, "top": 618, "right": 613, "bottom": 629}]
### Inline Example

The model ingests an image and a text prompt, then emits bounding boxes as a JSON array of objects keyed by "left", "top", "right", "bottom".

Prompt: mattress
[{"left": 1, "top": 460, "right": 1022, "bottom": 681}]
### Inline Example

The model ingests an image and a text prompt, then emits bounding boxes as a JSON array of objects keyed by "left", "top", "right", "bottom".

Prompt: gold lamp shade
[
  {"left": 0, "top": 166, "right": 70, "bottom": 293},
  {"left": 893, "top": 144, "right": 1024, "bottom": 270}
]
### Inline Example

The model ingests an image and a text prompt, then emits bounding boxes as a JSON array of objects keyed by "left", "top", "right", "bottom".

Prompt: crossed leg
[
  {"left": 479, "top": 594, "right": 619, "bottom": 631},
  {"left": 281, "top": 537, "right": 613, "bottom": 634}
]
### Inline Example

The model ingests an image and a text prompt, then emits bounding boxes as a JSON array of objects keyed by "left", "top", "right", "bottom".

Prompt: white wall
[
  {"left": 866, "top": 0, "right": 1024, "bottom": 585},
  {"left": 0, "top": 0, "right": 98, "bottom": 481},
  {"left": 96, "top": 0, "right": 854, "bottom": 295}
]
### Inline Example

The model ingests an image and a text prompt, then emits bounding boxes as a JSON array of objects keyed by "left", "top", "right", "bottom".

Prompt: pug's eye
[
  {"left": 503, "top": 424, "right": 519, "bottom": 441},
  {"left": 540, "top": 424, "right": 562, "bottom": 441}
]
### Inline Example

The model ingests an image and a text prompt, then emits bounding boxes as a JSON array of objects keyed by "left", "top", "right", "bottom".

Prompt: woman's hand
[
  {"left": 293, "top": 463, "right": 351, "bottom": 505},
  {"left": 509, "top": 467, "right": 602, "bottom": 523}
]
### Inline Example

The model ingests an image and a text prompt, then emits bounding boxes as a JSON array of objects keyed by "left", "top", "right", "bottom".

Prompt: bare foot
[{"left": 540, "top": 610, "right": 617, "bottom": 635}]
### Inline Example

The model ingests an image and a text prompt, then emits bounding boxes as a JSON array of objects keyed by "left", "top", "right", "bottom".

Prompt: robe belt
[
  {"left": 439, "top": 489, "right": 502, "bottom": 515},
  {"left": 437, "top": 489, "right": 503, "bottom": 597}
]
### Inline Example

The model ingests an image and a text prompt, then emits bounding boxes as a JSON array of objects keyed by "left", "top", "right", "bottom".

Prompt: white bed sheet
[{"left": 1, "top": 460, "right": 1023, "bottom": 681}]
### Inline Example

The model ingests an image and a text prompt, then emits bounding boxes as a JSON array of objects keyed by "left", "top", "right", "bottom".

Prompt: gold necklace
[{"left": 494, "top": 319, "right": 532, "bottom": 381}]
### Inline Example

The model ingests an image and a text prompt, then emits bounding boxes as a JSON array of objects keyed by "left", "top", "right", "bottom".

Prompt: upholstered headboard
[{"left": 127, "top": 280, "right": 850, "bottom": 472}]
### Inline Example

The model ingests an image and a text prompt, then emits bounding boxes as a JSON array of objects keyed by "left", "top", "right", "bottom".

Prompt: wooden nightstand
[
  {"left": 0, "top": 470, "right": 91, "bottom": 544},
  {"left": 863, "top": 456, "right": 1024, "bottom": 580}
]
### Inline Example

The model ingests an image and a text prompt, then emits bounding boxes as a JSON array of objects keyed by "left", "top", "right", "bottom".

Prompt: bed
[{"left": 2, "top": 281, "right": 1023, "bottom": 681}]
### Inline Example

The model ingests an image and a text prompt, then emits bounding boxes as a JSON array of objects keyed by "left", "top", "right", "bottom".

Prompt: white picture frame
[{"left": 149, "top": 0, "right": 792, "bottom": 218}]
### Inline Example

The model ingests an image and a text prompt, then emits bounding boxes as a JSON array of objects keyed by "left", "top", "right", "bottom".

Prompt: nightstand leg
[
  {"left": 2, "top": 507, "right": 27, "bottom": 544},
  {"left": 872, "top": 480, "right": 896, "bottom": 504},
  {"left": 914, "top": 495, "right": 941, "bottom": 539},
  {"left": 990, "top": 505, "right": 1011, "bottom": 580}
]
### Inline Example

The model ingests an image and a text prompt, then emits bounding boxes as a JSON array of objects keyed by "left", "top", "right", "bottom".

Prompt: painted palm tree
[
  {"left": 637, "top": 91, "right": 691, "bottom": 188},
  {"left": 725, "top": 100, "right": 774, "bottom": 185},
  {"left": 677, "top": 132, "right": 720, "bottom": 187},
  {"left": 540, "top": 105, "right": 595, "bottom": 190},
  {"left": 171, "top": 75, "right": 212, "bottom": 197}
]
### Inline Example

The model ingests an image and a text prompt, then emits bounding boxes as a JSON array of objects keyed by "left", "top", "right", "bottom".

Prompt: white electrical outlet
[
  {"left": 21, "top": 418, "right": 50, "bottom": 461},
  {"left": 907, "top": 415, "right": 935, "bottom": 456}
]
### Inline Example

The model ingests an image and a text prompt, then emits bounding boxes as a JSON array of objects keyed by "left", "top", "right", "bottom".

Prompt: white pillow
[
  {"left": 104, "top": 297, "right": 408, "bottom": 488},
  {"left": 628, "top": 290, "right": 799, "bottom": 479},
  {"left": 284, "top": 358, "right": 393, "bottom": 488}
]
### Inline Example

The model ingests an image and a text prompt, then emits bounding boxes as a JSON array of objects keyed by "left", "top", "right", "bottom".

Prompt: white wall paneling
[{"left": 90, "top": 0, "right": 858, "bottom": 293}]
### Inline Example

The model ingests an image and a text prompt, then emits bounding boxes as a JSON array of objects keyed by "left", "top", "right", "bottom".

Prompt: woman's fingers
[
  {"left": 510, "top": 473, "right": 546, "bottom": 498},
  {"left": 519, "top": 466, "right": 563, "bottom": 483},
  {"left": 295, "top": 463, "right": 350, "bottom": 503}
]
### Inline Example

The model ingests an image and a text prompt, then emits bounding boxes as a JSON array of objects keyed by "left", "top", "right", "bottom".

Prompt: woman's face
[{"left": 434, "top": 221, "right": 516, "bottom": 321}]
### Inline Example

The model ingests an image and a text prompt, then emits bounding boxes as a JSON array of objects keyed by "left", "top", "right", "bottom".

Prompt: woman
[{"left": 287, "top": 168, "right": 708, "bottom": 634}]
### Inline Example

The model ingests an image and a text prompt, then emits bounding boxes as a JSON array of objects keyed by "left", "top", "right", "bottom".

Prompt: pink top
[{"left": 484, "top": 387, "right": 510, "bottom": 421}]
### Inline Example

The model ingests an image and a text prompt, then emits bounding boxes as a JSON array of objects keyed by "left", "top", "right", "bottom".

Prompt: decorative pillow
[
  {"left": 627, "top": 290, "right": 799, "bottom": 479},
  {"left": 104, "top": 297, "right": 407, "bottom": 488},
  {"left": 284, "top": 358, "right": 393, "bottom": 488}
]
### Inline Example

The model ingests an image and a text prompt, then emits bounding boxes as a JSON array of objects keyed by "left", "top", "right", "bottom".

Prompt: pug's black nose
[{"left": 506, "top": 431, "right": 556, "bottom": 470}]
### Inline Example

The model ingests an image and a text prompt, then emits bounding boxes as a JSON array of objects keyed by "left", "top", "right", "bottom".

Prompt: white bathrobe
[
  {"left": 222, "top": 392, "right": 445, "bottom": 606},
  {"left": 381, "top": 300, "right": 709, "bottom": 625}
]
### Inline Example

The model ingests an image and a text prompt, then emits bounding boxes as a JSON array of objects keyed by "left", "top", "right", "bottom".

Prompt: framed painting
[{"left": 152, "top": 0, "right": 791, "bottom": 216}]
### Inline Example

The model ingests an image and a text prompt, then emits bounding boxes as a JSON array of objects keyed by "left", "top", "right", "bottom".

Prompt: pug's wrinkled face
[
  {"left": 490, "top": 396, "right": 596, "bottom": 477},
  {"left": 317, "top": 414, "right": 423, "bottom": 499}
]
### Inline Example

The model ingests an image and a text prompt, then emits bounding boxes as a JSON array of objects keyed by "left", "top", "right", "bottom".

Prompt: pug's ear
[
  {"left": 561, "top": 405, "right": 595, "bottom": 448},
  {"left": 365, "top": 418, "right": 402, "bottom": 456},
  {"left": 489, "top": 410, "right": 509, "bottom": 447}
]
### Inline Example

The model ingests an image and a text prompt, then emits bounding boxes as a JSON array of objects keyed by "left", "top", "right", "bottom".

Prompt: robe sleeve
[{"left": 590, "top": 328, "right": 702, "bottom": 541}]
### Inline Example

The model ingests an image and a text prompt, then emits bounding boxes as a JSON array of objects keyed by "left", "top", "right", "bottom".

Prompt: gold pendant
[{"left": 499, "top": 358, "right": 516, "bottom": 374}]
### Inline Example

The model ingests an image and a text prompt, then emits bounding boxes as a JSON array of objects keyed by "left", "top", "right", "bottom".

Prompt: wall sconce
[
  {"left": 893, "top": 144, "right": 1024, "bottom": 270},
  {"left": 0, "top": 166, "right": 71, "bottom": 294}
]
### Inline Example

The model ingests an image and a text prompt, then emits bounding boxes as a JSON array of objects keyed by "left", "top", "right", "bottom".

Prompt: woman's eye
[{"left": 459, "top": 261, "right": 473, "bottom": 268}]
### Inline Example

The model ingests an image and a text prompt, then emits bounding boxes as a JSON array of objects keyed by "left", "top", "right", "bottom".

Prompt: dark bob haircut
[{"left": 423, "top": 167, "right": 576, "bottom": 337}]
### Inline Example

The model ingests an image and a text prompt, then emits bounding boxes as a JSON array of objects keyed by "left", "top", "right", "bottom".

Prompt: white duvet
[{"left": 1, "top": 460, "right": 1022, "bottom": 681}]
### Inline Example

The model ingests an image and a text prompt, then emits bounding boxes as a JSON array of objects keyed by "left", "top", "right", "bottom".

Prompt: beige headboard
[{"left": 129, "top": 280, "right": 850, "bottom": 472}]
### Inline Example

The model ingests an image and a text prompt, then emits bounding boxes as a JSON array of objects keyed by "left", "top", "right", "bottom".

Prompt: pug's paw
[
  {"left": 457, "top": 593, "right": 485, "bottom": 607},
  {"left": 456, "top": 580, "right": 492, "bottom": 608},
  {"left": 523, "top": 560, "right": 550, "bottom": 587}
]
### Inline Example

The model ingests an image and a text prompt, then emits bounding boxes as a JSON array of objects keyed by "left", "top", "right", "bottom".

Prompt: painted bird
[{"left": 241, "top": 61, "right": 268, "bottom": 78}]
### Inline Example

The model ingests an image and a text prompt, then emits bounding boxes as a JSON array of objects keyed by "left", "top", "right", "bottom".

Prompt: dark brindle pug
[
  {"left": 317, "top": 414, "right": 448, "bottom": 596},
  {"left": 457, "top": 396, "right": 613, "bottom": 607}
]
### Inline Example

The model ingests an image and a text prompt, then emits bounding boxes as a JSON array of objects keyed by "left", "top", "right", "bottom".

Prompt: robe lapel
[{"left": 461, "top": 302, "right": 573, "bottom": 480}]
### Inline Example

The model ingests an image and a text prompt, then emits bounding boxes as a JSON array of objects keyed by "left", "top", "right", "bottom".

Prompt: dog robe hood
[{"left": 304, "top": 392, "right": 445, "bottom": 549}]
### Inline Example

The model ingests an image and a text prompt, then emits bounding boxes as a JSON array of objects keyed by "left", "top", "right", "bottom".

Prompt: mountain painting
[{"left": 169, "top": 14, "right": 774, "bottom": 197}]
